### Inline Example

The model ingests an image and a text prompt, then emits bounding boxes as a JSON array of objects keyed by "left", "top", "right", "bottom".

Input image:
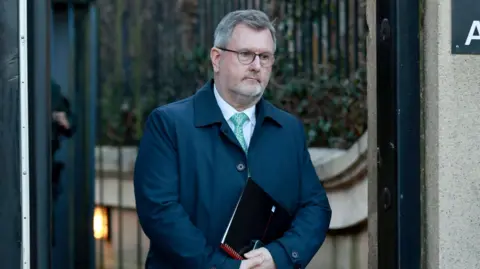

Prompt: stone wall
[{"left": 422, "top": 0, "right": 480, "bottom": 267}]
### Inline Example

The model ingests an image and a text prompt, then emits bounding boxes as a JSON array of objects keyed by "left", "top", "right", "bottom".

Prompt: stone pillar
[
  {"left": 423, "top": 0, "right": 480, "bottom": 268},
  {"left": 366, "top": 0, "right": 377, "bottom": 268}
]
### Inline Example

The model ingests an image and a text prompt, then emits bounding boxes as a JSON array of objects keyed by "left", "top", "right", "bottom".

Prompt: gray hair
[{"left": 214, "top": 9, "right": 277, "bottom": 52}]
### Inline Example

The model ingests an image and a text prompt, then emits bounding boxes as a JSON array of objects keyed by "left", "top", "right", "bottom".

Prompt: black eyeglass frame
[{"left": 216, "top": 47, "right": 275, "bottom": 67}]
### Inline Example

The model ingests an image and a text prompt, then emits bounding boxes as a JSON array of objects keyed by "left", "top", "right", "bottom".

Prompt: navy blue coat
[{"left": 134, "top": 79, "right": 332, "bottom": 269}]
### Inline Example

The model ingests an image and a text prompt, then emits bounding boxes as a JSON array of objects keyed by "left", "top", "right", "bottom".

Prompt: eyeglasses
[{"left": 216, "top": 47, "right": 275, "bottom": 67}]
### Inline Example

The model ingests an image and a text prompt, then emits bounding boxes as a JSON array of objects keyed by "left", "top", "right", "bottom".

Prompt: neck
[{"left": 229, "top": 93, "right": 259, "bottom": 111}]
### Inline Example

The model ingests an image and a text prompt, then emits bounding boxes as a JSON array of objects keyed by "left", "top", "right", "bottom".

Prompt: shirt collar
[
  {"left": 193, "top": 79, "right": 283, "bottom": 128},
  {"left": 213, "top": 84, "right": 256, "bottom": 124}
]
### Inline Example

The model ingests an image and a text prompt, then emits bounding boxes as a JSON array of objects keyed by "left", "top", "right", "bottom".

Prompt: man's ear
[{"left": 210, "top": 47, "right": 221, "bottom": 73}]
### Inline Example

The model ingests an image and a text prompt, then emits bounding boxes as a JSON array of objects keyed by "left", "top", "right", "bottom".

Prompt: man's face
[{"left": 211, "top": 24, "right": 275, "bottom": 100}]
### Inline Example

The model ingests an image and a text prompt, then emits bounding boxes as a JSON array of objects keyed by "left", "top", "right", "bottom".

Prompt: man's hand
[
  {"left": 243, "top": 247, "right": 276, "bottom": 269},
  {"left": 53, "top": 111, "right": 70, "bottom": 129},
  {"left": 239, "top": 254, "right": 264, "bottom": 269}
]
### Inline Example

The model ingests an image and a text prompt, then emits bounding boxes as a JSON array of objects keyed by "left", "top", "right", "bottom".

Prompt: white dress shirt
[{"left": 213, "top": 84, "right": 256, "bottom": 149}]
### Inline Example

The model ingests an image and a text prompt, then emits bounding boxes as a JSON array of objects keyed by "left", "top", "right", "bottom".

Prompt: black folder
[{"left": 220, "top": 178, "right": 294, "bottom": 260}]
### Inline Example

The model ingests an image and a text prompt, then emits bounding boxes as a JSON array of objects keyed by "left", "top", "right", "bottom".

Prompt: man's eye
[
  {"left": 260, "top": 54, "right": 270, "bottom": 60},
  {"left": 239, "top": 52, "right": 253, "bottom": 57}
]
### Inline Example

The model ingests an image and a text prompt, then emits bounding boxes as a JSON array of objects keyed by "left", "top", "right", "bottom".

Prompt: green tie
[{"left": 230, "top": 112, "right": 249, "bottom": 153}]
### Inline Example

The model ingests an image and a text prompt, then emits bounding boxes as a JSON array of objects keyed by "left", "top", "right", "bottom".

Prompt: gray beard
[{"left": 229, "top": 88, "right": 264, "bottom": 109}]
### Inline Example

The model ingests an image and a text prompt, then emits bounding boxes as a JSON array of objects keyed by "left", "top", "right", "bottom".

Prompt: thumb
[{"left": 244, "top": 249, "right": 263, "bottom": 259}]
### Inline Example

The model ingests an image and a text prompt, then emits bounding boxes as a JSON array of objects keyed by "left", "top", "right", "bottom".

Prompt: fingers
[
  {"left": 245, "top": 255, "right": 264, "bottom": 268},
  {"left": 244, "top": 248, "right": 263, "bottom": 259}
]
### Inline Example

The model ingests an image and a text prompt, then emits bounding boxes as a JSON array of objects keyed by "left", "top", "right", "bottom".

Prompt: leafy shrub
[
  {"left": 267, "top": 61, "right": 367, "bottom": 149},
  {"left": 172, "top": 47, "right": 367, "bottom": 149},
  {"left": 99, "top": 47, "right": 366, "bottom": 149}
]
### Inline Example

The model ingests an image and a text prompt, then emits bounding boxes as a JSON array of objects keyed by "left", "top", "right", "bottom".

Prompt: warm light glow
[{"left": 93, "top": 206, "right": 109, "bottom": 240}]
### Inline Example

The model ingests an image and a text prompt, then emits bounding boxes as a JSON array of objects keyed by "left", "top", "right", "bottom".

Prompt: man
[
  {"left": 51, "top": 79, "right": 75, "bottom": 202},
  {"left": 134, "top": 9, "right": 331, "bottom": 269},
  {"left": 50, "top": 79, "right": 75, "bottom": 246}
]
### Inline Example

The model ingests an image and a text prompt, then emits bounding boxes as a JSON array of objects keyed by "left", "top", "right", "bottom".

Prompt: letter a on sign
[
  {"left": 452, "top": 0, "right": 480, "bottom": 54},
  {"left": 465, "top": 20, "right": 480, "bottom": 45}
]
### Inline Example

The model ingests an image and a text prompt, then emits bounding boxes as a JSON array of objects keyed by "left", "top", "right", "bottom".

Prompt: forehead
[{"left": 229, "top": 24, "right": 274, "bottom": 53}]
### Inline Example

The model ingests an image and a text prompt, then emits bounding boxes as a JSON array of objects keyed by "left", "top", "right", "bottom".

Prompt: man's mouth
[{"left": 244, "top": 77, "right": 259, "bottom": 83}]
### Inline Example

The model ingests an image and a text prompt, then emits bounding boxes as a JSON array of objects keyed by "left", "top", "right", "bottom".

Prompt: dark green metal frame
[
  {"left": 0, "top": 0, "right": 23, "bottom": 266},
  {"left": 51, "top": 1, "right": 98, "bottom": 269},
  {"left": 28, "top": 0, "right": 53, "bottom": 268},
  {"left": 376, "top": 0, "right": 421, "bottom": 268},
  {"left": 71, "top": 4, "right": 98, "bottom": 268},
  {"left": 0, "top": 0, "right": 98, "bottom": 268}
]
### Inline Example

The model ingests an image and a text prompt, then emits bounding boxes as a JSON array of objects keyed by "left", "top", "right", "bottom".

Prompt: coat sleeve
[
  {"left": 265, "top": 119, "right": 332, "bottom": 269},
  {"left": 133, "top": 109, "right": 240, "bottom": 269}
]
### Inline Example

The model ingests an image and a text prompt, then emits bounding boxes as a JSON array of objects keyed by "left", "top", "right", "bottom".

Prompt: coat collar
[{"left": 193, "top": 79, "right": 284, "bottom": 128}]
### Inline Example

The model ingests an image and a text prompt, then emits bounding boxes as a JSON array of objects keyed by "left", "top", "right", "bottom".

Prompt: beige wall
[
  {"left": 95, "top": 209, "right": 149, "bottom": 269},
  {"left": 309, "top": 225, "right": 368, "bottom": 269},
  {"left": 423, "top": 0, "right": 480, "bottom": 268}
]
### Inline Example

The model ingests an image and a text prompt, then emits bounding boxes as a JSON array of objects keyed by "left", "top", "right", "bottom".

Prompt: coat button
[
  {"left": 236, "top": 163, "right": 246, "bottom": 172},
  {"left": 292, "top": 251, "right": 299, "bottom": 259}
]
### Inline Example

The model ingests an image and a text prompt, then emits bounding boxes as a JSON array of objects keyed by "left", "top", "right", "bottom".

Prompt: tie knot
[{"left": 230, "top": 112, "right": 249, "bottom": 128}]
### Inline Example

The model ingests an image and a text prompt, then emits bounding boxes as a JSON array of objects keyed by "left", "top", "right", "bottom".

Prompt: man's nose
[{"left": 249, "top": 55, "right": 261, "bottom": 70}]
